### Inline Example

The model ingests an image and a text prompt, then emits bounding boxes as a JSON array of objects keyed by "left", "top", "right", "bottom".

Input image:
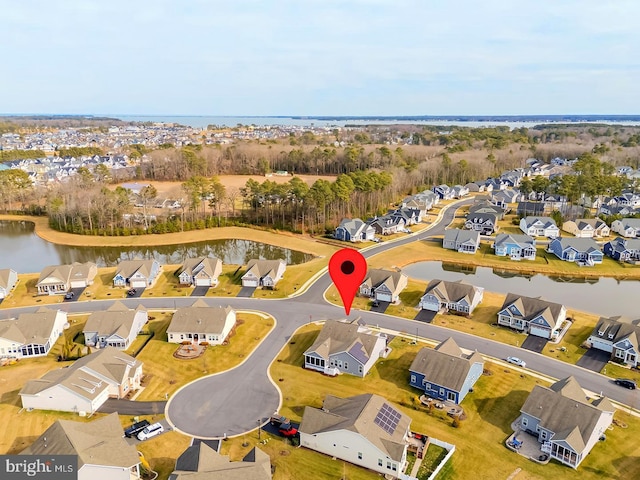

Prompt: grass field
[{"left": 257, "top": 324, "right": 640, "bottom": 480}]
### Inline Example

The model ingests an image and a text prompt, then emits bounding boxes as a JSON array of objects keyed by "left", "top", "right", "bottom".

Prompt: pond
[
  {"left": 403, "top": 261, "right": 639, "bottom": 318},
  {"left": 0, "top": 221, "right": 314, "bottom": 274}
]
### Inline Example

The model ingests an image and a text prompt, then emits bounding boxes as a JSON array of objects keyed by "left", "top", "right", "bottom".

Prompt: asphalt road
[{"left": 4, "top": 198, "right": 638, "bottom": 439}]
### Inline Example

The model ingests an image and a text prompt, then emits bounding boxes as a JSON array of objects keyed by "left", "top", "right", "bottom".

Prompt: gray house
[
  {"left": 586, "top": 315, "right": 639, "bottom": 368},
  {"left": 443, "top": 229, "right": 480, "bottom": 254},
  {"left": 418, "top": 279, "right": 484, "bottom": 315},
  {"left": 409, "top": 338, "right": 484, "bottom": 404},
  {"left": 113, "top": 259, "right": 161, "bottom": 288},
  {"left": 359, "top": 269, "right": 408, "bottom": 303},
  {"left": 515, "top": 376, "right": 614, "bottom": 469},
  {"left": 497, "top": 293, "right": 567, "bottom": 339},
  {"left": 83, "top": 302, "right": 148, "bottom": 350},
  {"left": 177, "top": 257, "right": 223, "bottom": 287},
  {"left": 0, "top": 268, "right": 18, "bottom": 298},
  {"left": 464, "top": 212, "right": 498, "bottom": 234},
  {"left": 241, "top": 259, "right": 286, "bottom": 288},
  {"left": 303, "top": 319, "right": 387, "bottom": 377}
]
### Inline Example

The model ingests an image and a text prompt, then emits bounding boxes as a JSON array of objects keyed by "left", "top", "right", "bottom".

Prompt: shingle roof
[
  {"left": 592, "top": 315, "right": 640, "bottom": 350},
  {"left": 409, "top": 338, "right": 484, "bottom": 392},
  {"left": 36, "top": 262, "right": 97, "bottom": 286},
  {"left": 115, "top": 259, "right": 157, "bottom": 279},
  {"left": 304, "top": 320, "right": 382, "bottom": 365},
  {"left": 500, "top": 293, "right": 565, "bottom": 329},
  {"left": 520, "top": 376, "right": 613, "bottom": 454},
  {"left": 299, "top": 394, "right": 411, "bottom": 461},
  {"left": 0, "top": 307, "right": 61, "bottom": 345},
  {"left": 178, "top": 257, "right": 222, "bottom": 279},
  {"left": 423, "top": 279, "right": 483, "bottom": 305},
  {"left": 552, "top": 237, "right": 601, "bottom": 254},
  {"left": 243, "top": 259, "right": 286, "bottom": 279},
  {"left": 0, "top": 268, "right": 17, "bottom": 289},
  {"left": 83, "top": 301, "right": 146, "bottom": 339},
  {"left": 168, "top": 303, "right": 234, "bottom": 335},
  {"left": 21, "top": 413, "right": 140, "bottom": 470},
  {"left": 494, "top": 233, "right": 535, "bottom": 248},
  {"left": 171, "top": 444, "right": 271, "bottom": 480},
  {"left": 522, "top": 216, "right": 557, "bottom": 228},
  {"left": 360, "top": 269, "right": 408, "bottom": 296},
  {"left": 443, "top": 229, "right": 480, "bottom": 245}
]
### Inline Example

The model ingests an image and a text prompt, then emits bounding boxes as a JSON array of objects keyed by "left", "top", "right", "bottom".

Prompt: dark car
[
  {"left": 614, "top": 379, "right": 637, "bottom": 390},
  {"left": 372, "top": 301, "right": 380, "bottom": 308},
  {"left": 127, "top": 289, "right": 137, "bottom": 296},
  {"left": 124, "top": 419, "right": 150, "bottom": 438},
  {"left": 64, "top": 292, "right": 74, "bottom": 300}
]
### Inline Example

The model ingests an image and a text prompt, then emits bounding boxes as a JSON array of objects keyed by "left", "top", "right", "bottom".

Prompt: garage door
[
  {"left": 420, "top": 300, "right": 440, "bottom": 312},
  {"left": 530, "top": 325, "right": 550, "bottom": 339},
  {"left": 590, "top": 337, "right": 613, "bottom": 352},
  {"left": 195, "top": 278, "right": 211, "bottom": 287},
  {"left": 130, "top": 280, "right": 147, "bottom": 288},
  {"left": 243, "top": 280, "right": 259, "bottom": 287},
  {"left": 376, "top": 293, "right": 392, "bottom": 303},
  {"left": 70, "top": 280, "right": 86, "bottom": 288}
]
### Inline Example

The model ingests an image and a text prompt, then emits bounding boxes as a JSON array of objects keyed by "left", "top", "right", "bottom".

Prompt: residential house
[
  {"left": 113, "top": 259, "right": 161, "bottom": 288},
  {"left": 169, "top": 443, "right": 272, "bottom": 480},
  {"left": 177, "top": 256, "right": 223, "bottom": 287},
  {"left": 548, "top": 238, "right": 603, "bottom": 266},
  {"left": 0, "top": 268, "right": 18, "bottom": 298},
  {"left": 611, "top": 218, "right": 640, "bottom": 238},
  {"left": 442, "top": 229, "right": 480, "bottom": 254},
  {"left": 359, "top": 269, "right": 408, "bottom": 303},
  {"left": 0, "top": 307, "right": 67, "bottom": 358},
  {"left": 335, "top": 218, "right": 376, "bottom": 242},
  {"left": 603, "top": 237, "right": 640, "bottom": 262},
  {"left": 464, "top": 182, "right": 481, "bottom": 193},
  {"left": 20, "top": 347, "right": 143, "bottom": 413},
  {"left": 492, "top": 189, "right": 520, "bottom": 208},
  {"left": 464, "top": 211, "right": 498, "bottom": 235},
  {"left": 519, "top": 216, "right": 560, "bottom": 238},
  {"left": 36, "top": 262, "right": 98, "bottom": 295},
  {"left": 418, "top": 279, "right": 484, "bottom": 315},
  {"left": 451, "top": 184, "right": 469, "bottom": 198},
  {"left": 586, "top": 315, "right": 640, "bottom": 368},
  {"left": 367, "top": 215, "right": 405, "bottom": 236},
  {"left": 516, "top": 201, "right": 547, "bottom": 217},
  {"left": 562, "top": 219, "right": 610, "bottom": 238},
  {"left": 515, "top": 376, "right": 614, "bottom": 469},
  {"left": 433, "top": 184, "right": 454, "bottom": 200},
  {"left": 613, "top": 192, "right": 640, "bottom": 207},
  {"left": 168, "top": 300, "right": 236, "bottom": 346},
  {"left": 303, "top": 319, "right": 387, "bottom": 377},
  {"left": 299, "top": 393, "right": 412, "bottom": 478},
  {"left": 390, "top": 207, "right": 422, "bottom": 225},
  {"left": 401, "top": 196, "right": 433, "bottom": 217},
  {"left": 21, "top": 413, "right": 141, "bottom": 480},
  {"left": 493, "top": 233, "right": 537, "bottom": 260},
  {"left": 241, "top": 259, "right": 286, "bottom": 288},
  {"left": 83, "top": 302, "right": 148, "bottom": 350},
  {"left": 469, "top": 201, "right": 506, "bottom": 220},
  {"left": 485, "top": 178, "right": 508, "bottom": 191},
  {"left": 409, "top": 337, "right": 484, "bottom": 404},
  {"left": 497, "top": 293, "right": 567, "bottom": 339}
]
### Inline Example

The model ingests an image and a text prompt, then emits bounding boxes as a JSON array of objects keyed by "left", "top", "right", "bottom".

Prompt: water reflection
[
  {"left": 403, "top": 260, "right": 640, "bottom": 317},
  {"left": 0, "top": 221, "right": 313, "bottom": 273}
]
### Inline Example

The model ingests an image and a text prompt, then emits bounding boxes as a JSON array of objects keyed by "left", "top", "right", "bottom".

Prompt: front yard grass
[
  {"left": 134, "top": 311, "right": 275, "bottom": 401},
  {"left": 265, "top": 324, "right": 640, "bottom": 480}
]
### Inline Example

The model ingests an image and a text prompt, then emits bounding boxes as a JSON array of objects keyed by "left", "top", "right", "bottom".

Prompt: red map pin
[{"left": 329, "top": 248, "right": 368, "bottom": 316}]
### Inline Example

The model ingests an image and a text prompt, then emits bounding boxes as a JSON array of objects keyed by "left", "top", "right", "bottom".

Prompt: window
[
  {"left": 439, "top": 388, "right": 445, "bottom": 396},
  {"left": 358, "top": 452, "right": 363, "bottom": 460},
  {"left": 378, "top": 459, "right": 383, "bottom": 467},
  {"left": 358, "top": 365, "right": 363, "bottom": 374},
  {"left": 521, "top": 417, "right": 528, "bottom": 427},
  {"left": 338, "top": 360, "right": 343, "bottom": 368},
  {"left": 387, "top": 461, "right": 392, "bottom": 469},
  {"left": 344, "top": 362, "right": 349, "bottom": 370},
  {"left": 411, "top": 374, "right": 417, "bottom": 384},
  {"left": 615, "top": 349, "right": 624, "bottom": 358},
  {"left": 540, "top": 430, "right": 547, "bottom": 440},
  {"left": 392, "top": 464, "right": 397, "bottom": 472}
]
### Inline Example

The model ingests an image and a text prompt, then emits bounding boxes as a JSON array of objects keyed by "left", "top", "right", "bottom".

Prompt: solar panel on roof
[{"left": 373, "top": 403, "right": 401, "bottom": 435}]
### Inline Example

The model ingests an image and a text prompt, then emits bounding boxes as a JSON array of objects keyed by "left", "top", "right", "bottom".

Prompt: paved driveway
[
  {"left": 98, "top": 399, "right": 167, "bottom": 415},
  {"left": 414, "top": 310, "right": 437, "bottom": 323},
  {"left": 126, "top": 287, "right": 145, "bottom": 298},
  {"left": 576, "top": 348, "right": 610, "bottom": 372},
  {"left": 191, "top": 286, "right": 209, "bottom": 297},
  {"left": 63, "top": 287, "right": 86, "bottom": 302},
  {"left": 370, "top": 301, "right": 390, "bottom": 314},
  {"left": 237, "top": 286, "right": 256, "bottom": 297},
  {"left": 521, "top": 335, "right": 548, "bottom": 353}
]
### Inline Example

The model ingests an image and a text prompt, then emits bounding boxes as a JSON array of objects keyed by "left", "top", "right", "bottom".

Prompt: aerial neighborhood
[{"left": 1, "top": 122, "right": 640, "bottom": 480}]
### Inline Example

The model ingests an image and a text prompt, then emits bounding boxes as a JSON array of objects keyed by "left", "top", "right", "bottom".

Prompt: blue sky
[{"left": 1, "top": 0, "right": 638, "bottom": 116}]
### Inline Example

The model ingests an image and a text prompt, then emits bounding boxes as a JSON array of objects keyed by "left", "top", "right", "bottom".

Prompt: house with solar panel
[
  {"left": 303, "top": 320, "right": 387, "bottom": 377},
  {"left": 409, "top": 338, "right": 484, "bottom": 404},
  {"left": 299, "top": 393, "right": 412, "bottom": 478}
]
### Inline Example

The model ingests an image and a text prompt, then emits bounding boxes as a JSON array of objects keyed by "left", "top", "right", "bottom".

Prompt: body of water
[
  {"left": 403, "top": 261, "right": 639, "bottom": 318},
  {"left": 0, "top": 221, "right": 313, "bottom": 274}
]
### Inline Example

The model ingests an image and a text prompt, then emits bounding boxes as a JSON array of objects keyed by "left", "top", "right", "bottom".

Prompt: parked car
[
  {"left": 372, "top": 300, "right": 380, "bottom": 308},
  {"left": 270, "top": 413, "right": 290, "bottom": 427},
  {"left": 506, "top": 356, "right": 526, "bottom": 368},
  {"left": 614, "top": 379, "right": 637, "bottom": 390},
  {"left": 64, "top": 292, "right": 74, "bottom": 300},
  {"left": 279, "top": 424, "right": 298, "bottom": 437},
  {"left": 127, "top": 288, "right": 137, "bottom": 296},
  {"left": 124, "top": 419, "right": 150, "bottom": 438},
  {"left": 137, "top": 422, "right": 164, "bottom": 441}
]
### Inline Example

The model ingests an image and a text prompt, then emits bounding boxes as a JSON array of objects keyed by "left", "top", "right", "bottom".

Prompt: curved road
[{"left": 4, "top": 199, "right": 638, "bottom": 439}]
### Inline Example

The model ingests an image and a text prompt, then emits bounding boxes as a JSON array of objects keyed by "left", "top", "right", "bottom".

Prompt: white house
[
  {"left": 304, "top": 319, "right": 387, "bottom": 377},
  {"left": 36, "top": 262, "right": 98, "bottom": 295},
  {"left": 21, "top": 413, "right": 141, "bottom": 480},
  {"left": 83, "top": 302, "right": 148, "bottom": 350},
  {"left": 520, "top": 216, "right": 560, "bottom": 238},
  {"left": 611, "top": 218, "right": 640, "bottom": 238},
  {"left": 0, "top": 307, "right": 67, "bottom": 358},
  {"left": 418, "top": 279, "right": 484, "bottom": 315},
  {"left": 359, "top": 269, "right": 408, "bottom": 303},
  {"left": 299, "top": 393, "right": 412, "bottom": 478},
  {"left": 20, "top": 347, "right": 143, "bottom": 413},
  {"left": 113, "top": 259, "right": 161, "bottom": 288},
  {"left": 0, "top": 268, "right": 18, "bottom": 298},
  {"left": 177, "top": 256, "right": 223, "bottom": 286},
  {"left": 168, "top": 300, "right": 236, "bottom": 345},
  {"left": 241, "top": 259, "right": 286, "bottom": 288}
]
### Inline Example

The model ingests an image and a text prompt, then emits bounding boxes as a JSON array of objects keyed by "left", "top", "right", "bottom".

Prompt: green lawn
[{"left": 262, "top": 324, "right": 640, "bottom": 480}]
